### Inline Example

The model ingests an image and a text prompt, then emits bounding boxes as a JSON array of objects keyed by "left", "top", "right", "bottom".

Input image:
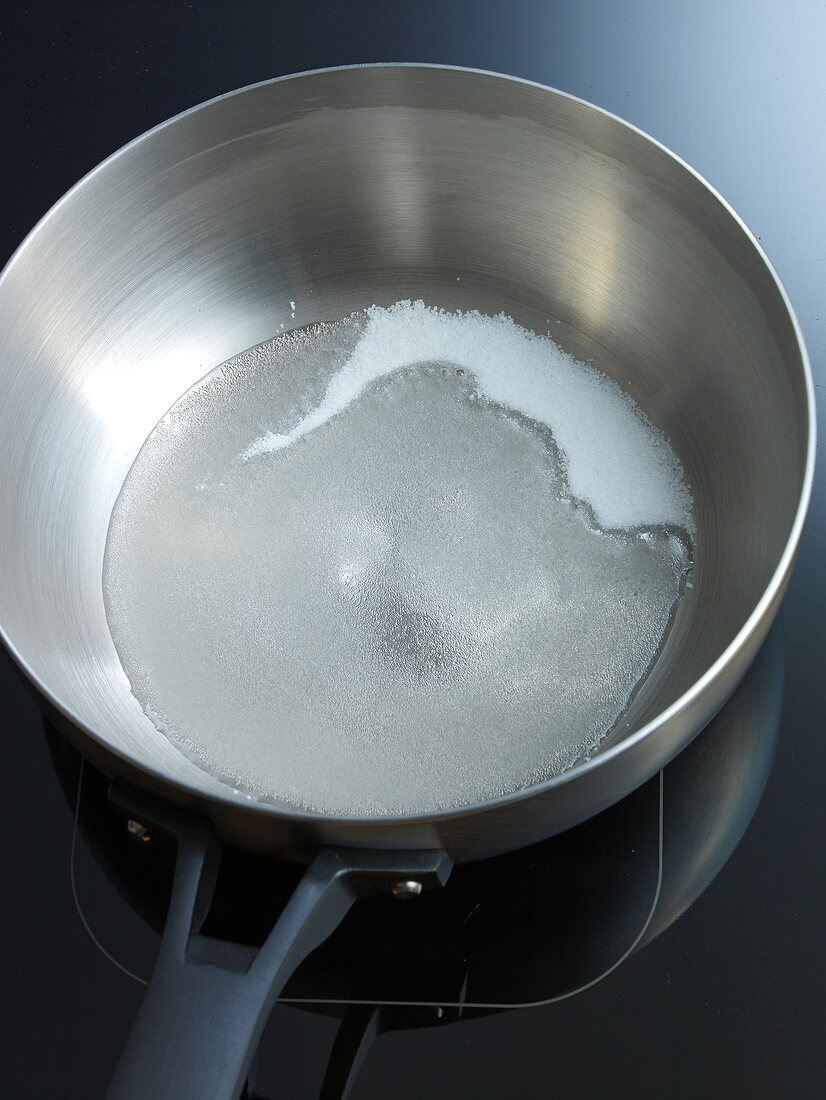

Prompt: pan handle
[{"left": 104, "top": 782, "right": 451, "bottom": 1100}]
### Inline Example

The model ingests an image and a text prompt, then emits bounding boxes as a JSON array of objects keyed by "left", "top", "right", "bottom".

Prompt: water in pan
[{"left": 103, "top": 301, "right": 693, "bottom": 815}]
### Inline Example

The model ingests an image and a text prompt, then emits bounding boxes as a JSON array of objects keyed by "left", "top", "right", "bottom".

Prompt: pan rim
[{"left": 0, "top": 62, "right": 816, "bottom": 830}]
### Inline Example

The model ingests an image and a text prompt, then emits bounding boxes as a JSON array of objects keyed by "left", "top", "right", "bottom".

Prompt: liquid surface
[{"left": 103, "top": 302, "right": 693, "bottom": 815}]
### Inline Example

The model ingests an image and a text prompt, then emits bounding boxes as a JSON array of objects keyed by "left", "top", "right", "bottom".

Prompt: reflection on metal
[
  {"left": 126, "top": 820, "right": 152, "bottom": 843},
  {"left": 79, "top": 350, "right": 206, "bottom": 454},
  {"left": 61, "top": 619, "right": 783, "bottom": 1011},
  {"left": 392, "top": 881, "right": 424, "bottom": 898}
]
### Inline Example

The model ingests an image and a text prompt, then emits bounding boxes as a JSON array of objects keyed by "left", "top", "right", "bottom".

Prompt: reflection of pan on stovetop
[
  {"left": 0, "top": 66, "right": 813, "bottom": 1099},
  {"left": 53, "top": 621, "right": 783, "bottom": 1097}
]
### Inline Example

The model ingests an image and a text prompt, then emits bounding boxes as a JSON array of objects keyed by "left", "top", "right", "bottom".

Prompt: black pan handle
[{"left": 104, "top": 781, "right": 451, "bottom": 1100}]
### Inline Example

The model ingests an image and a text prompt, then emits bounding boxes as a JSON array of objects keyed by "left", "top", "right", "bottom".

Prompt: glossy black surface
[
  {"left": 49, "top": 618, "right": 783, "bottom": 1014},
  {"left": 2, "top": 3, "right": 825, "bottom": 1097}
]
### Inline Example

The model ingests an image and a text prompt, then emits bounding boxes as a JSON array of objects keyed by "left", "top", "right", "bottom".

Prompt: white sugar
[{"left": 242, "top": 301, "right": 691, "bottom": 532}]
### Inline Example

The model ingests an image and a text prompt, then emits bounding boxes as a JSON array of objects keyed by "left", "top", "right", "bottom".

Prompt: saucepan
[{"left": 0, "top": 66, "right": 814, "bottom": 1099}]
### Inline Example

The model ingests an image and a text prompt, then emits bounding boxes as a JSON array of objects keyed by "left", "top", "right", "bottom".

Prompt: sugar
[
  {"left": 103, "top": 304, "right": 693, "bottom": 816},
  {"left": 241, "top": 301, "right": 692, "bottom": 532}
]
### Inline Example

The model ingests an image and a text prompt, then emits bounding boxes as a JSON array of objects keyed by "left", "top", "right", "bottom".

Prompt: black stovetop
[{"left": 2, "top": 3, "right": 825, "bottom": 1097}]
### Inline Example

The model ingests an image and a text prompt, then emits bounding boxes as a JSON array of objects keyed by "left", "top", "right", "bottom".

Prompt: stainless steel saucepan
[{"left": 0, "top": 66, "right": 814, "bottom": 1099}]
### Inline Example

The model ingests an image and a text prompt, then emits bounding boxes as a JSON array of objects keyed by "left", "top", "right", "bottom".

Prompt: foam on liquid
[{"left": 103, "top": 302, "right": 693, "bottom": 815}]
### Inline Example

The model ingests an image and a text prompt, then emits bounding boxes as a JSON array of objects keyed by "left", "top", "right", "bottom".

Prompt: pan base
[{"left": 103, "top": 305, "right": 692, "bottom": 814}]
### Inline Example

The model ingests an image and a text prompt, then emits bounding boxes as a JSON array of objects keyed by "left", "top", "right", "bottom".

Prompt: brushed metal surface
[{"left": 0, "top": 66, "right": 815, "bottom": 860}]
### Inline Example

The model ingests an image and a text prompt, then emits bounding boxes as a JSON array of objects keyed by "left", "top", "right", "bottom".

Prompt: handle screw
[
  {"left": 127, "top": 819, "right": 152, "bottom": 843},
  {"left": 391, "top": 879, "right": 423, "bottom": 898}
]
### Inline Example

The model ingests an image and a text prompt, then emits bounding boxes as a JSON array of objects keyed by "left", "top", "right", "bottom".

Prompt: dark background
[{"left": 1, "top": 2, "right": 825, "bottom": 1097}]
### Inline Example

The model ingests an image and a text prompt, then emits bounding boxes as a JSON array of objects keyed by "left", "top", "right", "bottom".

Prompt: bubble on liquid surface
[{"left": 103, "top": 302, "right": 693, "bottom": 815}]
